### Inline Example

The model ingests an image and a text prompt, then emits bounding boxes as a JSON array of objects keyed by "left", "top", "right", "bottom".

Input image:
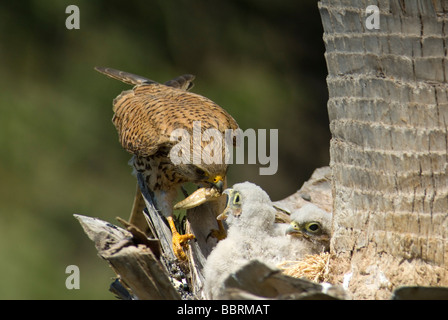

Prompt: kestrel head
[
  {"left": 216, "top": 182, "right": 276, "bottom": 230},
  {"left": 285, "top": 203, "right": 332, "bottom": 251},
  {"left": 175, "top": 162, "right": 226, "bottom": 193}
]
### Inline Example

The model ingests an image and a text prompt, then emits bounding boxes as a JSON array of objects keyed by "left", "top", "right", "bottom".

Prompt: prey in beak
[{"left": 173, "top": 175, "right": 225, "bottom": 210}]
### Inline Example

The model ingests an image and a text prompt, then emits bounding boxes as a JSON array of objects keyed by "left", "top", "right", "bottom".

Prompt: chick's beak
[
  {"left": 216, "top": 189, "right": 231, "bottom": 220},
  {"left": 285, "top": 224, "right": 303, "bottom": 237}
]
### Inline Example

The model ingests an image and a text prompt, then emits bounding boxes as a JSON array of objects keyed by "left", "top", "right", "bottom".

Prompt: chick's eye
[
  {"left": 233, "top": 193, "right": 241, "bottom": 204},
  {"left": 306, "top": 222, "right": 320, "bottom": 232}
]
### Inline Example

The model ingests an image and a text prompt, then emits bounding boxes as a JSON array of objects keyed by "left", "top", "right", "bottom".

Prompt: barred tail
[{"left": 94, "top": 66, "right": 156, "bottom": 86}]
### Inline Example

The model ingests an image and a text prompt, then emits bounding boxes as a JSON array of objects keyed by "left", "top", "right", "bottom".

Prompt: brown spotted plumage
[{"left": 95, "top": 67, "right": 239, "bottom": 260}]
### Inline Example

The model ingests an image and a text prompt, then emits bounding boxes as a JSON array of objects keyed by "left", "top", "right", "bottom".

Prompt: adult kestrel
[{"left": 95, "top": 67, "right": 239, "bottom": 260}]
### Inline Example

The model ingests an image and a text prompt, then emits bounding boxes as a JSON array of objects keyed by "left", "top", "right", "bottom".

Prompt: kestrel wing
[
  {"left": 97, "top": 67, "right": 238, "bottom": 157},
  {"left": 111, "top": 85, "right": 172, "bottom": 157},
  {"left": 113, "top": 83, "right": 238, "bottom": 156}
]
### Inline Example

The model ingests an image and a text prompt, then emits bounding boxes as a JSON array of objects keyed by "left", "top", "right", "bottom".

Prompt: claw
[
  {"left": 172, "top": 232, "right": 195, "bottom": 260},
  {"left": 206, "top": 220, "right": 227, "bottom": 242},
  {"left": 167, "top": 216, "right": 194, "bottom": 260}
]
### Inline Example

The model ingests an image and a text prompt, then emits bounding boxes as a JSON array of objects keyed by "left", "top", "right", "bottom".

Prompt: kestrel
[
  {"left": 285, "top": 203, "right": 332, "bottom": 252},
  {"left": 95, "top": 67, "right": 239, "bottom": 260}
]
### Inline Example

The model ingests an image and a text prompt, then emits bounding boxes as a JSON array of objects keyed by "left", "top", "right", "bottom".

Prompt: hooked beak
[{"left": 210, "top": 175, "right": 224, "bottom": 193}]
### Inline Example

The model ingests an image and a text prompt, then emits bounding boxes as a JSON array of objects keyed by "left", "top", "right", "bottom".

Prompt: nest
[
  {"left": 76, "top": 168, "right": 338, "bottom": 299},
  {"left": 277, "top": 252, "right": 331, "bottom": 283}
]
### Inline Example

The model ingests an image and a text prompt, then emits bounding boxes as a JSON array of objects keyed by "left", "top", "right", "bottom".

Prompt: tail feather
[
  {"left": 94, "top": 66, "right": 156, "bottom": 86},
  {"left": 95, "top": 66, "right": 195, "bottom": 91}
]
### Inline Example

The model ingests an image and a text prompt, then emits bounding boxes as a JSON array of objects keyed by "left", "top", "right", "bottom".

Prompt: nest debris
[{"left": 277, "top": 252, "right": 331, "bottom": 283}]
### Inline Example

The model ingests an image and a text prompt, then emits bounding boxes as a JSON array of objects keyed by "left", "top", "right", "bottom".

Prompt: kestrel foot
[
  {"left": 167, "top": 216, "right": 195, "bottom": 261},
  {"left": 171, "top": 231, "right": 195, "bottom": 261},
  {"left": 207, "top": 219, "right": 227, "bottom": 241}
]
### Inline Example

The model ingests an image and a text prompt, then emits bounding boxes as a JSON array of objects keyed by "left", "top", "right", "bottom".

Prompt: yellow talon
[
  {"left": 167, "top": 216, "right": 194, "bottom": 260},
  {"left": 207, "top": 220, "right": 227, "bottom": 241}
]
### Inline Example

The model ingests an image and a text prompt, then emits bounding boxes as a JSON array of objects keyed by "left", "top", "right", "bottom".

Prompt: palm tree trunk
[{"left": 319, "top": 0, "right": 448, "bottom": 299}]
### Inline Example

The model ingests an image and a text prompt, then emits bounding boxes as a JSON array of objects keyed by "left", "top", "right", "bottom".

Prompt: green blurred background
[{"left": 0, "top": 0, "right": 329, "bottom": 299}]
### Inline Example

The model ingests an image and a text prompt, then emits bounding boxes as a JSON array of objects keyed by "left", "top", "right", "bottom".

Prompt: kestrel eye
[
  {"left": 233, "top": 193, "right": 241, "bottom": 204},
  {"left": 306, "top": 222, "right": 321, "bottom": 232}
]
